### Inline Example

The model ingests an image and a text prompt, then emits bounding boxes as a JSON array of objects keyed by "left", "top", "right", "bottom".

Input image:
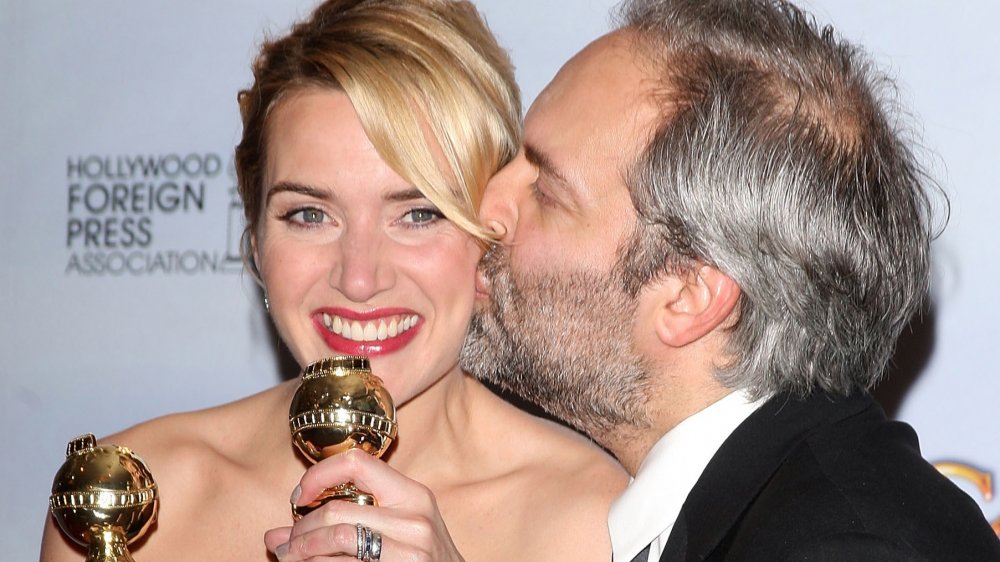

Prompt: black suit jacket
[{"left": 659, "top": 391, "right": 1000, "bottom": 561}]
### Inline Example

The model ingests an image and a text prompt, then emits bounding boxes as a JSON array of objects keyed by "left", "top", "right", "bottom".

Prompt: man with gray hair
[{"left": 464, "top": 0, "right": 1000, "bottom": 559}]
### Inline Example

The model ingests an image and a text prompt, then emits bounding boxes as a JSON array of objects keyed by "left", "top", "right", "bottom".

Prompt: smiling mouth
[{"left": 320, "top": 313, "right": 421, "bottom": 343}]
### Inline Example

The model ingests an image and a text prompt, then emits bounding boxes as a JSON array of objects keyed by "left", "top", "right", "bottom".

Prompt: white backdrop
[{"left": 2, "top": 1, "right": 997, "bottom": 559}]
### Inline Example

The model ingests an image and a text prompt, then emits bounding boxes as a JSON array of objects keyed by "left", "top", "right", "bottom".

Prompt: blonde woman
[{"left": 40, "top": 1, "right": 627, "bottom": 560}]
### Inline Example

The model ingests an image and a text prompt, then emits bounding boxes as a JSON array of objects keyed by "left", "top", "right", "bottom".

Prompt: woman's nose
[{"left": 328, "top": 225, "right": 394, "bottom": 302}]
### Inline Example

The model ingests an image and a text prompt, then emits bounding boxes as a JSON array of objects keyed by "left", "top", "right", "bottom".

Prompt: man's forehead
[
  {"left": 528, "top": 31, "right": 658, "bottom": 130},
  {"left": 529, "top": 31, "right": 643, "bottom": 112},
  {"left": 522, "top": 30, "right": 659, "bottom": 189}
]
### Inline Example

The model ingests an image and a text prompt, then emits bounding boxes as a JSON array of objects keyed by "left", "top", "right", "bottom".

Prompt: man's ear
[{"left": 651, "top": 264, "right": 740, "bottom": 348}]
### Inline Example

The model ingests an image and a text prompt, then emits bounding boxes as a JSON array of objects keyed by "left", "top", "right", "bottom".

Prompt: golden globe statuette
[
  {"left": 49, "top": 434, "right": 159, "bottom": 562},
  {"left": 289, "top": 356, "right": 397, "bottom": 519}
]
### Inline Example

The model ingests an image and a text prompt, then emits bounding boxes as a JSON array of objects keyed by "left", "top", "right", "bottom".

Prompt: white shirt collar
[{"left": 608, "top": 390, "right": 769, "bottom": 562}]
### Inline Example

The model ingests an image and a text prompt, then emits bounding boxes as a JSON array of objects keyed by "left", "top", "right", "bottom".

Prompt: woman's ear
[
  {"left": 650, "top": 264, "right": 740, "bottom": 348},
  {"left": 251, "top": 234, "right": 261, "bottom": 276},
  {"left": 246, "top": 229, "right": 265, "bottom": 285}
]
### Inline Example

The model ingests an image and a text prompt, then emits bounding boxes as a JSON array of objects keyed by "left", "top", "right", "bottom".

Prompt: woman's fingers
[
  {"left": 275, "top": 523, "right": 447, "bottom": 562},
  {"left": 269, "top": 492, "right": 460, "bottom": 561},
  {"left": 268, "top": 450, "right": 464, "bottom": 561},
  {"left": 295, "top": 449, "right": 435, "bottom": 511},
  {"left": 272, "top": 521, "right": 359, "bottom": 561},
  {"left": 263, "top": 525, "right": 292, "bottom": 555}
]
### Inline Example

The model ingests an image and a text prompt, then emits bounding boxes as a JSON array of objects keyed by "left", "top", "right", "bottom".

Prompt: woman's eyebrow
[
  {"left": 384, "top": 187, "right": 426, "bottom": 202},
  {"left": 265, "top": 181, "right": 334, "bottom": 205}
]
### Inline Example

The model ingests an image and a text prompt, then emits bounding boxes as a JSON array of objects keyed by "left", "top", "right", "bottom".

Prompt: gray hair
[{"left": 615, "top": 0, "right": 942, "bottom": 398}]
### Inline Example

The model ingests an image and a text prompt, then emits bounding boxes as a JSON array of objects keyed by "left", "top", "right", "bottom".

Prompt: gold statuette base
[{"left": 88, "top": 528, "right": 136, "bottom": 562}]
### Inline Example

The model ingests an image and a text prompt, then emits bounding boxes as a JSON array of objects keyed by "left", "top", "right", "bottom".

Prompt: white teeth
[{"left": 324, "top": 314, "right": 420, "bottom": 342}]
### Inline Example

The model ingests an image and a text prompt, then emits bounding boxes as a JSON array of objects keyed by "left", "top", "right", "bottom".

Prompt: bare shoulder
[
  {"left": 40, "top": 409, "right": 215, "bottom": 561},
  {"left": 104, "top": 393, "right": 263, "bottom": 486},
  {"left": 488, "top": 393, "right": 628, "bottom": 494},
  {"left": 471, "top": 389, "right": 628, "bottom": 561},
  {"left": 100, "top": 384, "right": 294, "bottom": 506},
  {"left": 41, "top": 384, "right": 294, "bottom": 561},
  {"left": 514, "top": 414, "right": 628, "bottom": 549},
  {"left": 107, "top": 412, "right": 223, "bottom": 494}
]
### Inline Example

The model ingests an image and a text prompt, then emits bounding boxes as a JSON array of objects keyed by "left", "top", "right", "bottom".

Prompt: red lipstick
[{"left": 312, "top": 308, "right": 421, "bottom": 357}]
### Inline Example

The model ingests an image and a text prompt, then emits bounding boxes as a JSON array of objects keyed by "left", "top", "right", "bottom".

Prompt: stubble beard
[{"left": 460, "top": 245, "right": 652, "bottom": 442}]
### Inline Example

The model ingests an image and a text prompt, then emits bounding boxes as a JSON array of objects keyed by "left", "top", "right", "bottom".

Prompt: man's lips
[{"left": 312, "top": 308, "right": 421, "bottom": 356}]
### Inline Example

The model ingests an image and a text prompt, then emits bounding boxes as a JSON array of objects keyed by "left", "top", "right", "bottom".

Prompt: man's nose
[{"left": 480, "top": 153, "right": 529, "bottom": 242}]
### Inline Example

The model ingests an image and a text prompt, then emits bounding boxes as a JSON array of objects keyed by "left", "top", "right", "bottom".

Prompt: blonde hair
[{"left": 236, "top": 0, "right": 521, "bottom": 258}]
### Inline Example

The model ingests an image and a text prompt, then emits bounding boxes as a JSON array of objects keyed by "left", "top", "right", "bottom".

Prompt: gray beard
[{"left": 460, "top": 245, "right": 652, "bottom": 440}]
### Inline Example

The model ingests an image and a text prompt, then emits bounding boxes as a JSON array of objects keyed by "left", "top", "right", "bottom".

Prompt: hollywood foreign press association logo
[{"left": 64, "top": 152, "right": 245, "bottom": 276}]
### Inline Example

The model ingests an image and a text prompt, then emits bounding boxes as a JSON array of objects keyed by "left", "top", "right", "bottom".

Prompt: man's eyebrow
[
  {"left": 524, "top": 142, "right": 573, "bottom": 192},
  {"left": 265, "top": 181, "right": 333, "bottom": 205}
]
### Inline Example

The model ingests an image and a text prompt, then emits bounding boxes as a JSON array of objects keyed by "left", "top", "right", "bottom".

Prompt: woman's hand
[{"left": 265, "top": 449, "right": 465, "bottom": 562}]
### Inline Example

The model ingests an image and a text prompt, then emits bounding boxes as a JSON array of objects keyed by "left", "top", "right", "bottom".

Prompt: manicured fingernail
[
  {"left": 290, "top": 485, "right": 301, "bottom": 505},
  {"left": 274, "top": 542, "right": 289, "bottom": 558}
]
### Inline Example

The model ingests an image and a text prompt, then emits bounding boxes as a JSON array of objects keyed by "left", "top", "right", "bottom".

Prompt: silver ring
[
  {"left": 365, "top": 527, "right": 374, "bottom": 561},
  {"left": 355, "top": 523, "right": 382, "bottom": 561},
  {"left": 356, "top": 523, "right": 365, "bottom": 560}
]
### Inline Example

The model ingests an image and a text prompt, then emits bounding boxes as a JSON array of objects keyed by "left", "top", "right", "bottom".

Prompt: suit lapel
[
  {"left": 660, "top": 509, "right": 688, "bottom": 561},
  {"left": 660, "top": 391, "right": 877, "bottom": 561}
]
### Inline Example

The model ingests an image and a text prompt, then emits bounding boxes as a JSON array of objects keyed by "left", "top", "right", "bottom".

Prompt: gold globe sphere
[
  {"left": 288, "top": 356, "right": 397, "bottom": 515},
  {"left": 49, "top": 434, "right": 159, "bottom": 562},
  {"left": 290, "top": 356, "right": 397, "bottom": 460}
]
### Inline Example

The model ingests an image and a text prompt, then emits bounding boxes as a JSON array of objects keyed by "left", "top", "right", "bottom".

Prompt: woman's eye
[
  {"left": 403, "top": 207, "right": 444, "bottom": 225},
  {"left": 282, "top": 207, "right": 328, "bottom": 225}
]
